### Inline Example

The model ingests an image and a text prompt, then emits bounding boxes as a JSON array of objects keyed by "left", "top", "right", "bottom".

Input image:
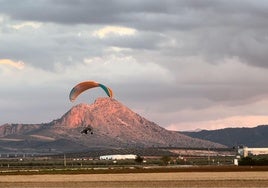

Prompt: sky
[{"left": 1, "top": 0, "right": 268, "bottom": 131}]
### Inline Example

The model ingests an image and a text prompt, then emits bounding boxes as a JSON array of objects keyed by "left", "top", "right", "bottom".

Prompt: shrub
[
  {"left": 239, "top": 156, "right": 268, "bottom": 166},
  {"left": 135, "top": 155, "right": 144, "bottom": 163},
  {"left": 161, "top": 156, "right": 171, "bottom": 165},
  {"left": 239, "top": 157, "right": 255, "bottom": 165}
]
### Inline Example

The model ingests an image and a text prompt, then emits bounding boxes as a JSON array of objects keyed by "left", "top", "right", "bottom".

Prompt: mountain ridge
[{"left": 181, "top": 125, "right": 268, "bottom": 147}]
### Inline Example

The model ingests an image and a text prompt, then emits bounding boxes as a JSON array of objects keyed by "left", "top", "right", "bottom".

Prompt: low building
[
  {"left": 99, "top": 154, "right": 137, "bottom": 160},
  {"left": 238, "top": 147, "right": 268, "bottom": 157}
]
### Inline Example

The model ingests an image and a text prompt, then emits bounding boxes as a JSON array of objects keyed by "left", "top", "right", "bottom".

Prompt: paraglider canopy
[{"left": 69, "top": 81, "right": 113, "bottom": 102}]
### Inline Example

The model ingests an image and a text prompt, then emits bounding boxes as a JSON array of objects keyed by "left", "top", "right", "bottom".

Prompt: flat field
[{"left": 1, "top": 170, "right": 268, "bottom": 187}]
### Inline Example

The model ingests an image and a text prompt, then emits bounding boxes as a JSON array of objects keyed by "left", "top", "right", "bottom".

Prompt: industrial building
[
  {"left": 238, "top": 147, "right": 268, "bottom": 157},
  {"left": 99, "top": 154, "right": 137, "bottom": 160}
]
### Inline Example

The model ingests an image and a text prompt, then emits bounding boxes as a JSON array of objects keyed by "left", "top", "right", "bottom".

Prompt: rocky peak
[{"left": 57, "top": 97, "right": 122, "bottom": 128}]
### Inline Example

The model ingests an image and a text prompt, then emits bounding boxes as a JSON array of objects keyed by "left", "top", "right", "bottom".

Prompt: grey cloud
[
  {"left": 1, "top": 1, "right": 266, "bottom": 28},
  {"left": 0, "top": 0, "right": 168, "bottom": 25},
  {"left": 100, "top": 32, "right": 167, "bottom": 50},
  {"left": 2, "top": 1, "right": 268, "bottom": 66},
  {"left": 0, "top": 24, "right": 102, "bottom": 70}
]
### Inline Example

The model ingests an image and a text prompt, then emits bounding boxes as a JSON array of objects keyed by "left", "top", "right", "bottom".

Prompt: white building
[
  {"left": 238, "top": 147, "right": 268, "bottom": 157},
  {"left": 99, "top": 154, "right": 137, "bottom": 160}
]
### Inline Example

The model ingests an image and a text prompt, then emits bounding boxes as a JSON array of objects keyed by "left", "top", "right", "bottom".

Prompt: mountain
[
  {"left": 181, "top": 125, "right": 268, "bottom": 147},
  {"left": 0, "top": 98, "right": 225, "bottom": 153}
]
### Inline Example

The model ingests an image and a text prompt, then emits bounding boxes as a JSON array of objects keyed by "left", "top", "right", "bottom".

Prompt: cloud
[
  {"left": 0, "top": 59, "right": 25, "bottom": 69},
  {"left": 2, "top": 1, "right": 268, "bottom": 68},
  {"left": 92, "top": 26, "right": 136, "bottom": 38},
  {"left": 82, "top": 54, "right": 174, "bottom": 86},
  {"left": 167, "top": 115, "right": 268, "bottom": 131},
  {"left": 10, "top": 21, "right": 42, "bottom": 30}
]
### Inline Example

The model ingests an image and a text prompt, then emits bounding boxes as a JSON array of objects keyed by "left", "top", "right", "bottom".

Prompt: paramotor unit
[{"left": 81, "top": 126, "right": 93, "bottom": 135}]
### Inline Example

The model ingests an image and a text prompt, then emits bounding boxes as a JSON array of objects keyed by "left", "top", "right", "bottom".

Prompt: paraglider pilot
[{"left": 81, "top": 126, "right": 93, "bottom": 134}]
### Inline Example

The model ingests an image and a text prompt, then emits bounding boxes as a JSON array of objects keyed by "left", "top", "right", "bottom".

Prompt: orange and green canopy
[{"left": 69, "top": 81, "right": 113, "bottom": 102}]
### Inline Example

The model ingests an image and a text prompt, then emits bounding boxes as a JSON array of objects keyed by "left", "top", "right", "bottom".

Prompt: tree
[
  {"left": 161, "top": 156, "right": 171, "bottom": 165},
  {"left": 239, "top": 157, "right": 255, "bottom": 166},
  {"left": 135, "top": 155, "right": 144, "bottom": 163}
]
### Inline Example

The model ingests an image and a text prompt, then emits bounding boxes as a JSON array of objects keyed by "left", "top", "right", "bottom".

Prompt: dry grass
[{"left": 1, "top": 171, "right": 268, "bottom": 187}]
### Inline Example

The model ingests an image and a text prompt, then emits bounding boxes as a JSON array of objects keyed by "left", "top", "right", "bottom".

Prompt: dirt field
[{"left": 1, "top": 171, "right": 268, "bottom": 187}]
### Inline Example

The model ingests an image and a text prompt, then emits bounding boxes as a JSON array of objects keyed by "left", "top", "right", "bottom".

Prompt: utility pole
[
  {"left": 208, "top": 148, "right": 210, "bottom": 165},
  {"left": 64, "top": 154, "right": 66, "bottom": 167}
]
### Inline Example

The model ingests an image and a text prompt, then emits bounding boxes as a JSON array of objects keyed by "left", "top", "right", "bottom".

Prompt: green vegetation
[
  {"left": 161, "top": 156, "right": 171, "bottom": 165},
  {"left": 0, "top": 154, "right": 237, "bottom": 172},
  {"left": 0, "top": 154, "right": 268, "bottom": 175},
  {"left": 239, "top": 156, "right": 268, "bottom": 166},
  {"left": 1, "top": 149, "right": 264, "bottom": 175}
]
